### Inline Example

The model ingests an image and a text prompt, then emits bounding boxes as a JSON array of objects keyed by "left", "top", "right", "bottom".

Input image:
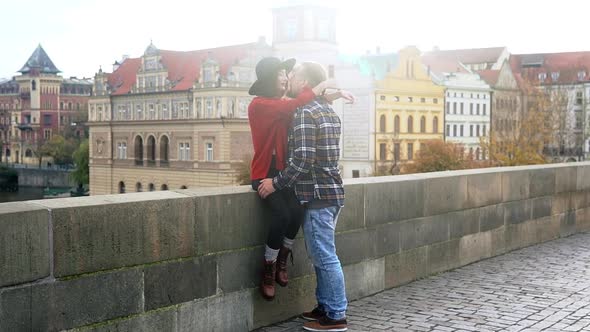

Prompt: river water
[{"left": 0, "top": 187, "right": 45, "bottom": 203}]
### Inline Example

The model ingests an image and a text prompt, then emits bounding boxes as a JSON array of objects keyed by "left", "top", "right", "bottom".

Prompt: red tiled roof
[
  {"left": 108, "top": 42, "right": 256, "bottom": 95},
  {"left": 478, "top": 70, "right": 500, "bottom": 86},
  {"left": 424, "top": 47, "right": 506, "bottom": 65},
  {"left": 511, "top": 52, "right": 590, "bottom": 84},
  {"left": 421, "top": 55, "right": 469, "bottom": 75}
]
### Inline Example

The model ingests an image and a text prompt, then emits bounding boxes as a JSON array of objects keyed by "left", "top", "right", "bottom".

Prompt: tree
[
  {"left": 40, "top": 134, "right": 77, "bottom": 165},
  {"left": 71, "top": 139, "right": 89, "bottom": 187},
  {"left": 401, "top": 140, "right": 475, "bottom": 174}
]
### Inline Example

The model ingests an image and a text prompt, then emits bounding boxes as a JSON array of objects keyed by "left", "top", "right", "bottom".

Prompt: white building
[{"left": 422, "top": 56, "right": 492, "bottom": 159}]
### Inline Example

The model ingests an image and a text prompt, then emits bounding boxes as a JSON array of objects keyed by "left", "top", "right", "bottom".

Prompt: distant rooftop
[{"left": 19, "top": 44, "right": 60, "bottom": 74}]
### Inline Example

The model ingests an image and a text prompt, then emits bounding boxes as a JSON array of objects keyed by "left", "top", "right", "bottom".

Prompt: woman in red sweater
[{"left": 248, "top": 57, "right": 352, "bottom": 300}]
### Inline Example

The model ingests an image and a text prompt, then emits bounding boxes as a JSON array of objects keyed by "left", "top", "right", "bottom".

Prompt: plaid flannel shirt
[{"left": 273, "top": 98, "right": 345, "bottom": 207}]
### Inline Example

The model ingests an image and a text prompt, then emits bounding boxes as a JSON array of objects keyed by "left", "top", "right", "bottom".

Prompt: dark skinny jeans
[{"left": 252, "top": 163, "right": 303, "bottom": 250}]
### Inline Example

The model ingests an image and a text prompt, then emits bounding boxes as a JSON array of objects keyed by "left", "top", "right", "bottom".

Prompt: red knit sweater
[{"left": 248, "top": 87, "right": 316, "bottom": 180}]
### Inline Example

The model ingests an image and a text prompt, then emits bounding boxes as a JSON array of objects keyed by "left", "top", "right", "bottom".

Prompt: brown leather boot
[
  {"left": 260, "top": 260, "right": 276, "bottom": 300},
  {"left": 276, "top": 246, "right": 292, "bottom": 287}
]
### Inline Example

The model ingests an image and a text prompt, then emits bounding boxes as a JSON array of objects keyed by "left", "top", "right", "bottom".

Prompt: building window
[
  {"left": 380, "top": 95, "right": 386, "bottom": 101},
  {"left": 460, "top": 102, "right": 464, "bottom": 114},
  {"left": 379, "top": 115, "right": 386, "bottom": 132},
  {"left": 393, "top": 96, "right": 400, "bottom": 102},
  {"left": 205, "top": 142, "right": 214, "bottom": 161},
  {"left": 43, "top": 114, "right": 52, "bottom": 125},
  {"left": 407, "top": 143, "right": 414, "bottom": 160},
  {"left": 470, "top": 103, "right": 473, "bottom": 115},
  {"left": 394, "top": 115, "right": 400, "bottom": 134},
  {"left": 420, "top": 116, "right": 426, "bottom": 133},
  {"left": 136, "top": 182, "right": 142, "bottom": 192},
  {"left": 407, "top": 116, "right": 413, "bottom": 133},
  {"left": 44, "top": 129, "right": 51, "bottom": 140},
  {"left": 162, "top": 104, "right": 169, "bottom": 119},
  {"left": 460, "top": 125, "right": 464, "bottom": 137},
  {"left": 420, "top": 97, "right": 426, "bottom": 103},
  {"left": 483, "top": 125, "right": 487, "bottom": 136},
  {"left": 453, "top": 102, "right": 457, "bottom": 114},
  {"left": 483, "top": 104, "right": 487, "bottom": 115},
  {"left": 161, "top": 184, "right": 168, "bottom": 191},
  {"left": 379, "top": 143, "right": 387, "bottom": 160},
  {"left": 551, "top": 72, "right": 560, "bottom": 81},
  {"left": 538, "top": 72, "right": 547, "bottom": 81},
  {"left": 433, "top": 116, "right": 439, "bottom": 133},
  {"left": 119, "top": 181, "right": 125, "bottom": 193},
  {"left": 470, "top": 125, "right": 474, "bottom": 137},
  {"left": 578, "top": 71, "right": 586, "bottom": 81},
  {"left": 148, "top": 104, "right": 155, "bottom": 120},
  {"left": 453, "top": 125, "right": 457, "bottom": 137},
  {"left": 446, "top": 124, "right": 450, "bottom": 136},
  {"left": 576, "top": 92, "right": 583, "bottom": 105},
  {"left": 476, "top": 125, "right": 480, "bottom": 137},
  {"left": 433, "top": 98, "right": 438, "bottom": 104},
  {"left": 160, "top": 136, "right": 169, "bottom": 162},
  {"left": 206, "top": 99, "right": 213, "bottom": 118},
  {"left": 178, "top": 142, "right": 190, "bottom": 161},
  {"left": 117, "top": 142, "right": 127, "bottom": 159},
  {"left": 446, "top": 101, "right": 450, "bottom": 114},
  {"left": 476, "top": 104, "right": 480, "bottom": 115},
  {"left": 408, "top": 97, "right": 413, "bottom": 103},
  {"left": 136, "top": 104, "right": 143, "bottom": 120}
]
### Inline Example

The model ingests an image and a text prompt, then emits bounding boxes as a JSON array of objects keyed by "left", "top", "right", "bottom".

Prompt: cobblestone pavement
[{"left": 257, "top": 232, "right": 590, "bottom": 331}]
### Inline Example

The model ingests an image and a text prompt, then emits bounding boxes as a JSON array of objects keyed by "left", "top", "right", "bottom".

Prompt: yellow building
[{"left": 374, "top": 46, "right": 445, "bottom": 172}]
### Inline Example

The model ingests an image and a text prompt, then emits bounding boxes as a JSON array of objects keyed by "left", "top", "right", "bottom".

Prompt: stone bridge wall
[{"left": 1, "top": 163, "right": 590, "bottom": 331}]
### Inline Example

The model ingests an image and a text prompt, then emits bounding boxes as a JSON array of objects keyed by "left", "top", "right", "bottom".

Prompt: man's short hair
[{"left": 299, "top": 62, "right": 327, "bottom": 88}]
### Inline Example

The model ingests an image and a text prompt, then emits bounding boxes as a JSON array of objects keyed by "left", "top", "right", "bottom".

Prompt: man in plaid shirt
[{"left": 258, "top": 62, "right": 349, "bottom": 332}]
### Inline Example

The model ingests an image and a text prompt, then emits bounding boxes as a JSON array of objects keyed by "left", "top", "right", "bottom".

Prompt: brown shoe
[
  {"left": 260, "top": 260, "right": 276, "bottom": 301},
  {"left": 301, "top": 306, "right": 326, "bottom": 321},
  {"left": 303, "top": 316, "right": 347, "bottom": 331},
  {"left": 276, "top": 246, "right": 292, "bottom": 287}
]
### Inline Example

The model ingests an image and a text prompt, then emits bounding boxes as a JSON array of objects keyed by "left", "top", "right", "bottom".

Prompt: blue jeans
[{"left": 302, "top": 206, "right": 347, "bottom": 320}]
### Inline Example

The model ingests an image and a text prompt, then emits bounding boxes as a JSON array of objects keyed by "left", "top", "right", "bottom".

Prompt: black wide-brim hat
[{"left": 248, "top": 57, "right": 296, "bottom": 97}]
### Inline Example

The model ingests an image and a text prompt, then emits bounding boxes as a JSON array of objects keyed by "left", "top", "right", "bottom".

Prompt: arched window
[
  {"left": 180, "top": 185, "right": 187, "bottom": 189},
  {"left": 379, "top": 115, "right": 386, "bottom": 132},
  {"left": 25, "top": 149, "right": 33, "bottom": 157},
  {"left": 394, "top": 115, "right": 400, "bottom": 134},
  {"left": 147, "top": 136, "right": 156, "bottom": 163},
  {"left": 160, "top": 136, "right": 169, "bottom": 164},
  {"left": 134, "top": 136, "right": 144, "bottom": 165},
  {"left": 433, "top": 116, "right": 439, "bottom": 133},
  {"left": 407, "top": 116, "right": 414, "bottom": 133},
  {"left": 161, "top": 184, "right": 168, "bottom": 191},
  {"left": 148, "top": 183, "right": 155, "bottom": 191},
  {"left": 118, "top": 181, "right": 125, "bottom": 193},
  {"left": 136, "top": 182, "right": 142, "bottom": 192},
  {"left": 420, "top": 116, "right": 426, "bottom": 133}
]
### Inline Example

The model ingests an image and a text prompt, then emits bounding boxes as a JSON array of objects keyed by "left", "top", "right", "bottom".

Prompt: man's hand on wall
[{"left": 258, "top": 178, "right": 276, "bottom": 199}]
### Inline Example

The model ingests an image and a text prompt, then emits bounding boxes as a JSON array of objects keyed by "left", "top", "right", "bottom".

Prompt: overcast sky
[{"left": 1, "top": 0, "right": 588, "bottom": 78}]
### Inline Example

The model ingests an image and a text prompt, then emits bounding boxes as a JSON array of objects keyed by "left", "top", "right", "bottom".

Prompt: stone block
[
  {"left": 466, "top": 173, "right": 502, "bottom": 209},
  {"left": 400, "top": 216, "right": 449, "bottom": 251},
  {"left": 187, "top": 190, "right": 268, "bottom": 254},
  {"left": 365, "top": 178, "right": 424, "bottom": 226},
  {"left": 571, "top": 191, "right": 588, "bottom": 210},
  {"left": 532, "top": 196, "right": 552, "bottom": 219},
  {"left": 501, "top": 170, "right": 530, "bottom": 202},
  {"left": 575, "top": 207, "right": 590, "bottom": 232},
  {"left": 336, "top": 229, "right": 376, "bottom": 265},
  {"left": 560, "top": 211, "right": 576, "bottom": 237},
  {"left": 0, "top": 269, "right": 143, "bottom": 331},
  {"left": 423, "top": 175, "right": 468, "bottom": 216},
  {"left": 337, "top": 183, "right": 365, "bottom": 232},
  {"left": 448, "top": 209, "right": 479, "bottom": 239},
  {"left": 489, "top": 227, "right": 507, "bottom": 257},
  {"left": 39, "top": 192, "right": 196, "bottom": 277},
  {"left": 555, "top": 166, "right": 577, "bottom": 193},
  {"left": 344, "top": 258, "right": 385, "bottom": 301},
  {"left": 506, "top": 221, "right": 538, "bottom": 251},
  {"left": 529, "top": 168, "right": 556, "bottom": 198},
  {"left": 178, "top": 290, "right": 253, "bottom": 332},
  {"left": 384, "top": 246, "right": 428, "bottom": 288},
  {"left": 374, "top": 221, "right": 401, "bottom": 257},
  {"left": 427, "top": 239, "right": 461, "bottom": 274},
  {"left": 459, "top": 232, "right": 492, "bottom": 266},
  {"left": 479, "top": 204, "right": 504, "bottom": 232},
  {"left": 217, "top": 246, "right": 263, "bottom": 293},
  {"left": 576, "top": 166, "right": 590, "bottom": 191},
  {"left": 536, "top": 216, "right": 559, "bottom": 243},
  {"left": 77, "top": 308, "right": 177, "bottom": 332},
  {"left": 552, "top": 192, "right": 572, "bottom": 215},
  {"left": 504, "top": 200, "right": 532, "bottom": 225},
  {"left": 253, "top": 275, "right": 316, "bottom": 329},
  {"left": 144, "top": 255, "right": 217, "bottom": 311},
  {"left": 0, "top": 202, "right": 49, "bottom": 287}
]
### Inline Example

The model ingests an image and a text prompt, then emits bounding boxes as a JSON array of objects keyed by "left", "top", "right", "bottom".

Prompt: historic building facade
[
  {"left": 422, "top": 55, "right": 492, "bottom": 159},
  {"left": 0, "top": 45, "right": 91, "bottom": 164},
  {"left": 88, "top": 41, "right": 271, "bottom": 195},
  {"left": 374, "top": 46, "right": 445, "bottom": 172}
]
